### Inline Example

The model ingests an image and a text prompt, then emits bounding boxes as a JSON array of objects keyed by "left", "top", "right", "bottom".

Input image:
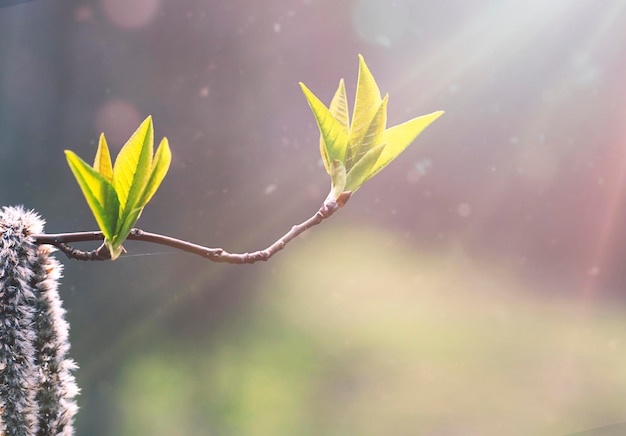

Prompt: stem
[{"left": 32, "top": 193, "right": 351, "bottom": 263}]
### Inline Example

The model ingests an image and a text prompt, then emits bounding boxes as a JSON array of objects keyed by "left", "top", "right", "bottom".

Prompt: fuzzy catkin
[
  {"left": 0, "top": 207, "right": 78, "bottom": 436},
  {"left": 32, "top": 246, "right": 79, "bottom": 436}
]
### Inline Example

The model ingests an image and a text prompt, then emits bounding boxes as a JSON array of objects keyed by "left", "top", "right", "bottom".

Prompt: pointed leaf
[
  {"left": 348, "top": 54, "right": 382, "bottom": 157},
  {"left": 113, "top": 116, "right": 154, "bottom": 213},
  {"left": 137, "top": 137, "right": 172, "bottom": 208},
  {"left": 345, "top": 142, "right": 386, "bottom": 192},
  {"left": 93, "top": 133, "right": 113, "bottom": 183},
  {"left": 329, "top": 79, "right": 350, "bottom": 132},
  {"left": 319, "top": 79, "right": 350, "bottom": 173},
  {"left": 347, "top": 94, "right": 388, "bottom": 170},
  {"left": 112, "top": 206, "right": 142, "bottom": 257},
  {"left": 65, "top": 150, "right": 119, "bottom": 240},
  {"left": 300, "top": 82, "right": 349, "bottom": 173},
  {"left": 369, "top": 111, "right": 444, "bottom": 179}
]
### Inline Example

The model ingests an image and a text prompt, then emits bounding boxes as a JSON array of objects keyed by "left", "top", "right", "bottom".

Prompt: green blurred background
[{"left": 2, "top": 0, "right": 626, "bottom": 434}]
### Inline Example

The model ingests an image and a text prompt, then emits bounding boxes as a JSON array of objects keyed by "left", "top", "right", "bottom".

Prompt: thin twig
[{"left": 31, "top": 193, "right": 351, "bottom": 263}]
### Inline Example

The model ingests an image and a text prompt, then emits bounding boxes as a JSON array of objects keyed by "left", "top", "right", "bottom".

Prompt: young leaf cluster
[
  {"left": 300, "top": 55, "right": 443, "bottom": 201},
  {"left": 59, "top": 57, "right": 443, "bottom": 262},
  {"left": 65, "top": 116, "right": 171, "bottom": 259}
]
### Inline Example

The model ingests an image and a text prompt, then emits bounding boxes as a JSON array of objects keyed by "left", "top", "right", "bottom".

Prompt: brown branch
[{"left": 31, "top": 193, "right": 351, "bottom": 263}]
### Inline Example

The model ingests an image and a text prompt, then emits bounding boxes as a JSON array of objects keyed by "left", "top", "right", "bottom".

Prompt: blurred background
[{"left": 2, "top": 0, "right": 626, "bottom": 434}]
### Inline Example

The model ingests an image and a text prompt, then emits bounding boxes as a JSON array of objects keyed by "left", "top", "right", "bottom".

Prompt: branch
[{"left": 32, "top": 193, "right": 351, "bottom": 263}]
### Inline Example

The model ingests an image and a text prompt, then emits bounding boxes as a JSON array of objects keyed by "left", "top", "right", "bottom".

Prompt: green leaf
[
  {"left": 319, "top": 79, "right": 350, "bottom": 173},
  {"left": 329, "top": 79, "right": 350, "bottom": 132},
  {"left": 369, "top": 110, "right": 445, "bottom": 179},
  {"left": 93, "top": 133, "right": 113, "bottom": 183},
  {"left": 65, "top": 150, "right": 119, "bottom": 240},
  {"left": 113, "top": 116, "right": 154, "bottom": 214},
  {"left": 107, "top": 135, "right": 171, "bottom": 259},
  {"left": 348, "top": 54, "right": 383, "bottom": 164},
  {"left": 302, "top": 55, "right": 444, "bottom": 199},
  {"left": 300, "top": 82, "right": 349, "bottom": 172},
  {"left": 66, "top": 116, "right": 172, "bottom": 260},
  {"left": 346, "top": 94, "right": 388, "bottom": 170},
  {"left": 110, "top": 206, "right": 143, "bottom": 259},
  {"left": 345, "top": 142, "right": 386, "bottom": 192},
  {"left": 137, "top": 137, "right": 172, "bottom": 208}
]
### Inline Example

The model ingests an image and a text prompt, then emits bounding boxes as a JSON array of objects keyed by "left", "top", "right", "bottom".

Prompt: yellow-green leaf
[
  {"left": 93, "top": 133, "right": 113, "bottom": 183},
  {"left": 113, "top": 116, "right": 154, "bottom": 213},
  {"left": 348, "top": 54, "right": 382, "bottom": 157},
  {"left": 303, "top": 55, "right": 443, "bottom": 198},
  {"left": 346, "top": 94, "right": 388, "bottom": 170},
  {"left": 111, "top": 206, "right": 143, "bottom": 259},
  {"left": 66, "top": 116, "right": 172, "bottom": 260},
  {"left": 319, "top": 79, "right": 350, "bottom": 173},
  {"left": 137, "top": 137, "right": 172, "bottom": 208},
  {"left": 65, "top": 150, "right": 119, "bottom": 240},
  {"left": 369, "top": 110, "right": 444, "bottom": 179},
  {"left": 345, "top": 142, "right": 386, "bottom": 192},
  {"left": 329, "top": 79, "right": 350, "bottom": 133},
  {"left": 300, "top": 82, "right": 349, "bottom": 173}
]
